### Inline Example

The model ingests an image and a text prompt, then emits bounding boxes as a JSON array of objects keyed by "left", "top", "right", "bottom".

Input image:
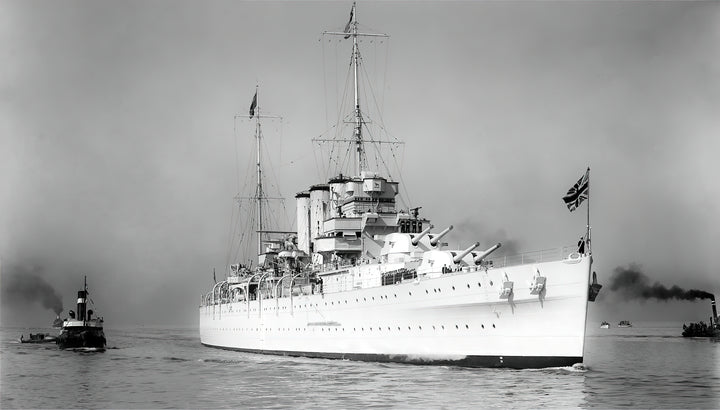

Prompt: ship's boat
[
  {"left": 617, "top": 320, "right": 632, "bottom": 328},
  {"left": 56, "top": 277, "right": 106, "bottom": 350},
  {"left": 199, "top": 3, "right": 597, "bottom": 369},
  {"left": 600, "top": 322, "right": 610, "bottom": 329}
]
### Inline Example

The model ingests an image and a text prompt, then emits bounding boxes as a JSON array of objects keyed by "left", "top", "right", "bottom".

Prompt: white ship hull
[{"left": 200, "top": 254, "right": 591, "bottom": 368}]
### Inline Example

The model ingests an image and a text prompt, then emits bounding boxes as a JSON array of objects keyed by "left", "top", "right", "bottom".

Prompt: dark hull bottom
[
  {"left": 57, "top": 329, "right": 106, "bottom": 350},
  {"left": 201, "top": 343, "right": 582, "bottom": 369}
]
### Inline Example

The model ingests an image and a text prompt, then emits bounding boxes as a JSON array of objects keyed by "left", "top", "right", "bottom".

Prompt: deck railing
[{"left": 485, "top": 245, "right": 576, "bottom": 268}]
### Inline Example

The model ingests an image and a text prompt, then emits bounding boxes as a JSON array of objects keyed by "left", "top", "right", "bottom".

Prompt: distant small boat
[
  {"left": 600, "top": 321, "right": 610, "bottom": 329},
  {"left": 618, "top": 320, "right": 632, "bottom": 328},
  {"left": 20, "top": 333, "right": 58, "bottom": 343}
]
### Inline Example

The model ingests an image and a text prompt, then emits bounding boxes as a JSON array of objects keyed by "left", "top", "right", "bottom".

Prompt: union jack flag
[{"left": 563, "top": 168, "right": 589, "bottom": 212}]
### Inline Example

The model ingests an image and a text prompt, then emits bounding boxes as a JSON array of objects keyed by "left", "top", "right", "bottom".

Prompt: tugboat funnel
[
  {"left": 712, "top": 295, "right": 718, "bottom": 327},
  {"left": 474, "top": 243, "right": 502, "bottom": 265}
]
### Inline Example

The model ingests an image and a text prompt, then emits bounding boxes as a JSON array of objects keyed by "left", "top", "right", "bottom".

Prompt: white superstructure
[{"left": 199, "top": 3, "right": 595, "bottom": 368}]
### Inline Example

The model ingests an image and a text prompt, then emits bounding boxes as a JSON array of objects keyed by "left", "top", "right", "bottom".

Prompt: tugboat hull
[{"left": 57, "top": 327, "right": 106, "bottom": 349}]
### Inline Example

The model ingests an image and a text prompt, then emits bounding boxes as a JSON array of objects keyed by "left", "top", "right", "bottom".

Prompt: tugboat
[
  {"left": 600, "top": 321, "right": 610, "bottom": 329},
  {"left": 617, "top": 320, "right": 632, "bottom": 328},
  {"left": 682, "top": 295, "right": 719, "bottom": 337},
  {"left": 56, "top": 277, "right": 106, "bottom": 350}
]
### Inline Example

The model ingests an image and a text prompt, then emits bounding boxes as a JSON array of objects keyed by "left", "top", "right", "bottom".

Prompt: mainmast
[
  {"left": 244, "top": 87, "right": 284, "bottom": 261},
  {"left": 253, "top": 87, "right": 264, "bottom": 256}
]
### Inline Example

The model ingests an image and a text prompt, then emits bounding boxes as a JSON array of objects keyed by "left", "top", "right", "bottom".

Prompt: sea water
[{"left": 1, "top": 322, "right": 718, "bottom": 408}]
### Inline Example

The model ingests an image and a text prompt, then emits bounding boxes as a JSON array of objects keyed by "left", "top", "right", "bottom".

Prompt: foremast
[{"left": 322, "top": 2, "right": 389, "bottom": 177}]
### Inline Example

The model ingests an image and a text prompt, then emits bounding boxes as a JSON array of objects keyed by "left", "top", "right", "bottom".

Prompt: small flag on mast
[
  {"left": 249, "top": 91, "right": 257, "bottom": 118},
  {"left": 563, "top": 168, "right": 590, "bottom": 212},
  {"left": 343, "top": 4, "right": 354, "bottom": 39}
]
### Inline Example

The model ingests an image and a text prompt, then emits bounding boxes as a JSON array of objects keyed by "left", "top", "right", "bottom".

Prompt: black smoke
[
  {"left": 609, "top": 264, "right": 713, "bottom": 302},
  {"left": 2, "top": 264, "right": 63, "bottom": 314}
]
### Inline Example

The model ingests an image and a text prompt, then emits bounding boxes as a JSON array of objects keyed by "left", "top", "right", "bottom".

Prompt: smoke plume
[
  {"left": 609, "top": 264, "right": 713, "bottom": 302},
  {"left": 2, "top": 264, "right": 64, "bottom": 314}
]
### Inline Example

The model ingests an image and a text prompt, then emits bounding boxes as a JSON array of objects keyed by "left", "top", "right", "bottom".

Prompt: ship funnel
[
  {"left": 473, "top": 243, "right": 502, "bottom": 265},
  {"left": 411, "top": 224, "right": 434, "bottom": 246},
  {"left": 77, "top": 290, "right": 87, "bottom": 322},
  {"left": 453, "top": 242, "right": 481, "bottom": 264},
  {"left": 712, "top": 294, "right": 718, "bottom": 326},
  {"left": 430, "top": 225, "right": 453, "bottom": 247}
]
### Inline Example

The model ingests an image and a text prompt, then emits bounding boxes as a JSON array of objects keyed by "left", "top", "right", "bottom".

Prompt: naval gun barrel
[
  {"left": 453, "top": 242, "right": 481, "bottom": 264},
  {"left": 411, "top": 224, "right": 434, "bottom": 246},
  {"left": 430, "top": 225, "right": 453, "bottom": 247},
  {"left": 473, "top": 243, "right": 502, "bottom": 265}
]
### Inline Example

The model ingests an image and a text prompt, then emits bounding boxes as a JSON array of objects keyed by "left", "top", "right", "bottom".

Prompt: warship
[{"left": 199, "top": 3, "right": 597, "bottom": 368}]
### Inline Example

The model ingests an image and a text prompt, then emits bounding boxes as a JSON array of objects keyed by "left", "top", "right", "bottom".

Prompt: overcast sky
[{"left": 1, "top": 1, "right": 718, "bottom": 327}]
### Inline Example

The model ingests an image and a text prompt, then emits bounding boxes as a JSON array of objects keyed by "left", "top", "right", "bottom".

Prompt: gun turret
[
  {"left": 453, "top": 242, "right": 480, "bottom": 264},
  {"left": 473, "top": 243, "right": 502, "bottom": 265},
  {"left": 411, "top": 224, "right": 434, "bottom": 246},
  {"left": 430, "top": 225, "right": 453, "bottom": 247}
]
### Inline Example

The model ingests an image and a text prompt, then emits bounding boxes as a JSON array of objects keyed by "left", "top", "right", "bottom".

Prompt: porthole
[
  {"left": 489, "top": 281, "right": 493, "bottom": 286},
  {"left": 465, "top": 324, "right": 469, "bottom": 329},
  {"left": 481, "top": 324, "right": 485, "bottom": 329},
  {"left": 455, "top": 325, "right": 459, "bottom": 329},
  {"left": 418, "top": 326, "right": 422, "bottom": 330},
  {"left": 467, "top": 284, "right": 471, "bottom": 288},
  {"left": 452, "top": 286, "right": 456, "bottom": 290},
  {"left": 408, "top": 326, "right": 411, "bottom": 330},
  {"left": 493, "top": 324, "right": 496, "bottom": 328},
  {"left": 426, "top": 290, "right": 429, "bottom": 294},
  {"left": 409, "top": 292, "right": 412, "bottom": 296}
]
